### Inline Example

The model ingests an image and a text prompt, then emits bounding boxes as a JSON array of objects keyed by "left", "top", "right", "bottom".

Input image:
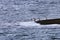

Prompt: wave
[{"left": 1, "top": 21, "right": 60, "bottom": 28}]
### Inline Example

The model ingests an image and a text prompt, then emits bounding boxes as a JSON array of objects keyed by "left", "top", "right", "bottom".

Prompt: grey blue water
[{"left": 0, "top": 0, "right": 60, "bottom": 40}]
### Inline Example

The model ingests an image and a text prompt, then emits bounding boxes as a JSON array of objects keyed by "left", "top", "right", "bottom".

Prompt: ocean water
[
  {"left": 0, "top": 0, "right": 60, "bottom": 40},
  {"left": 0, "top": 21, "right": 60, "bottom": 40}
]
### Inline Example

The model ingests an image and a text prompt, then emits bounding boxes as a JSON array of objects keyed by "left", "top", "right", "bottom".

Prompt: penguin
[{"left": 32, "top": 18, "right": 40, "bottom": 23}]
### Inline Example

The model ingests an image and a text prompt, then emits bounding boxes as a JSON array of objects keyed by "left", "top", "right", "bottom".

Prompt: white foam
[
  {"left": 19, "top": 21, "right": 40, "bottom": 27},
  {"left": 1, "top": 21, "right": 60, "bottom": 28},
  {"left": 15, "top": 21, "right": 60, "bottom": 28}
]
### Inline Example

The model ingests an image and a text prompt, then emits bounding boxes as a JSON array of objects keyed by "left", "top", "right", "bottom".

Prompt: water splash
[
  {"left": 19, "top": 21, "right": 40, "bottom": 27},
  {"left": 1, "top": 21, "right": 60, "bottom": 28}
]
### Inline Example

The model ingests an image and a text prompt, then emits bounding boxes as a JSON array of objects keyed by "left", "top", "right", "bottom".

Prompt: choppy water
[
  {"left": 0, "top": 21, "right": 60, "bottom": 40},
  {"left": 0, "top": 0, "right": 60, "bottom": 40}
]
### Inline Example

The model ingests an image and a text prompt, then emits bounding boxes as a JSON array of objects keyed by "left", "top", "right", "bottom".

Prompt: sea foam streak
[
  {"left": 19, "top": 21, "right": 40, "bottom": 26},
  {"left": 1, "top": 21, "right": 60, "bottom": 28},
  {"left": 13, "top": 21, "right": 60, "bottom": 28}
]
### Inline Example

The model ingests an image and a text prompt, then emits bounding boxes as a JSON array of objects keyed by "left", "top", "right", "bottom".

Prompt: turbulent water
[
  {"left": 0, "top": 0, "right": 60, "bottom": 40},
  {"left": 0, "top": 21, "right": 60, "bottom": 40}
]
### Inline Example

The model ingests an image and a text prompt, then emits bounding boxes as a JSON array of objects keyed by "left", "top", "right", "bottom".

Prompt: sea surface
[{"left": 0, "top": 0, "right": 60, "bottom": 40}]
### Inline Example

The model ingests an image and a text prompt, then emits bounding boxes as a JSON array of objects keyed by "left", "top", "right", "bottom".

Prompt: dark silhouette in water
[
  {"left": 33, "top": 18, "right": 60, "bottom": 25},
  {"left": 51, "top": 36, "right": 60, "bottom": 40}
]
